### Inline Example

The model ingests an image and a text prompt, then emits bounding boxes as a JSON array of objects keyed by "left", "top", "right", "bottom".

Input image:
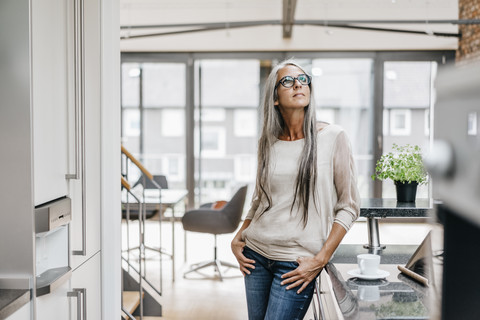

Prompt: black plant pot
[{"left": 395, "top": 181, "right": 418, "bottom": 202}]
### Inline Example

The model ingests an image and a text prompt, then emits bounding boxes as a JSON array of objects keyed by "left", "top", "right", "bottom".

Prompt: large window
[
  {"left": 121, "top": 52, "right": 449, "bottom": 208},
  {"left": 121, "top": 62, "right": 187, "bottom": 189}
]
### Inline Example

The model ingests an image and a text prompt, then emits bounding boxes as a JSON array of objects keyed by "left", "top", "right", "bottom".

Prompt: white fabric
[{"left": 242, "top": 124, "right": 360, "bottom": 261}]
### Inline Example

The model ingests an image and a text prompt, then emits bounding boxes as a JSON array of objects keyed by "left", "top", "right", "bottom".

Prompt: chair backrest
[
  {"left": 133, "top": 174, "right": 168, "bottom": 190},
  {"left": 221, "top": 185, "right": 248, "bottom": 229}
]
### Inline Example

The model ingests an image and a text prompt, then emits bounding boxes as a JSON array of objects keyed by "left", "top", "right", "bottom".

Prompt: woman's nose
[{"left": 293, "top": 79, "right": 302, "bottom": 88}]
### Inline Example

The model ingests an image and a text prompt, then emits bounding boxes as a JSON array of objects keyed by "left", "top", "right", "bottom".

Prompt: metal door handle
[
  {"left": 67, "top": 288, "right": 87, "bottom": 320},
  {"left": 69, "top": 0, "right": 86, "bottom": 256},
  {"left": 66, "top": 0, "right": 85, "bottom": 181}
]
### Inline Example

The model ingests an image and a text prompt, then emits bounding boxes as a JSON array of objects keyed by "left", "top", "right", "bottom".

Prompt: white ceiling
[{"left": 120, "top": 0, "right": 459, "bottom": 52}]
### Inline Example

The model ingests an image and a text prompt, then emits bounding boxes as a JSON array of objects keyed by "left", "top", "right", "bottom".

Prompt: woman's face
[{"left": 274, "top": 65, "right": 311, "bottom": 111}]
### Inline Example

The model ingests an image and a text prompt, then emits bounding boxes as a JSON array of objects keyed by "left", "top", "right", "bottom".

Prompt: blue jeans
[{"left": 243, "top": 246, "right": 315, "bottom": 320}]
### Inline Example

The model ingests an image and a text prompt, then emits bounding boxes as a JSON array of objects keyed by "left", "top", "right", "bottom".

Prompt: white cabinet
[
  {"left": 31, "top": 0, "right": 102, "bottom": 267},
  {"left": 69, "top": 0, "right": 101, "bottom": 269},
  {"left": 36, "top": 280, "right": 70, "bottom": 320},
  {"left": 69, "top": 252, "right": 101, "bottom": 320},
  {"left": 1, "top": 0, "right": 118, "bottom": 318},
  {"left": 5, "top": 303, "right": 31, "bottom": 320},
  {"left": 32, "top": 0, "right": 69, "bottom": 206},
  {"left": 31, "top": 0, "right": 102, "bottom": 317},
  {"left": 34, "top": 252, "right": 101, "bottom": 320}
]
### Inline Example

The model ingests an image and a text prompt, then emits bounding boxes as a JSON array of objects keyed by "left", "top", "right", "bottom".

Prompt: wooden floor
[{"left": 122, "top": 217, "right": 431, "bottom": 319}]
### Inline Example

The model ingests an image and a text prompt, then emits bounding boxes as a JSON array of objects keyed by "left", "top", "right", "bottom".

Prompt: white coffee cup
[
  {"left": 358, "top": 285, "right": 380, "bottom": 301},
  {"left": 357, "top": 254, "right": 380, "bottom": 276}
]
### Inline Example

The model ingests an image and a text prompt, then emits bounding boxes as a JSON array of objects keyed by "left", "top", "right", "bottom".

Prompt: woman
[{"left": 231, "top": 59, "right": 360, "bottom": 320}]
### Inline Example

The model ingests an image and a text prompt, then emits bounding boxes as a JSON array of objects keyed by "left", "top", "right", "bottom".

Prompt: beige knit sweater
[{"left": 242, "top": 124, "right": 360, "bottom": 261}]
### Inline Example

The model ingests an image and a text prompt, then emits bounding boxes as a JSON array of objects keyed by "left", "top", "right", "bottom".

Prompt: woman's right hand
[{"left": 231, "top": 237, "right": 256, "bottom": 276}]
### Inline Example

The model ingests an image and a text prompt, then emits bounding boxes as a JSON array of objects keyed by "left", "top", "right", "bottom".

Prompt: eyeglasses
[{"left": 275, "top": 74, "right": 311, "bottom": 89}]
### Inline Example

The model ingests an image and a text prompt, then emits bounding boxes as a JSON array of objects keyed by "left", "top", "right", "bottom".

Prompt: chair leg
[{"left": 183, "top": 234, "right": 239, "bottom": 280}]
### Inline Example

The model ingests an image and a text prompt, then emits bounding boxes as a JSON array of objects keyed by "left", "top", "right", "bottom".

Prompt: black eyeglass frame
[{"left": 274, "top": 74, "right": 312, "bottom": 89}]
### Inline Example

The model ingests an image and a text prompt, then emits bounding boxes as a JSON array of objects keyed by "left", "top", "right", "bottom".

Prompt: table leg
[
  {"left": 364, "top": 217, "right": 386, "bottom": 251},
  {"left": 184, "top": 230, "right": 187, "bottom": 263},
  {"left": 171, "top": 207, "right": 175, "bottom": 282},
  {"left": 183, "top": 200, "right": 188, "bottom": 263}
]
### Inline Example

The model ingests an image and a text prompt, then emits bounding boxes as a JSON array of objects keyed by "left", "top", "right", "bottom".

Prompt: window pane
[
  {"left": 200, "top": 127, "right": 225, "bottom": 156},
  {"left": 390, "top": 109, "right": 412, "bottom": 136},
  {"left": 312, "top": 58, "right": 374, "bottom": 198},
  {"left": 122, "top": 109, "right": 140, "bottom": 137},
  {"left": 201, "top": 108, "right": 226, "bottom": 122},
  {"left": 234, "top": 109, "right": 257, "bottom": 137},
  {"left": 195, "top": 59, "right": 260, "bottom": 205},
  {"left": 313, "top": 59, "right": 372, "bottom": 109},
  {"left": 120, "top": 61, "right": 188, "bottom": 191},
  {"left": 161, "top": 109, "right": 184, "bottom": 137},
  {"left": 200, "top": 60, "right": 260, "bottom": 107},
  {"left": 143, "top": 63, "right": 186, "bottom": 108},
  {"left": 143, "top": 107, "right": 186, "bottom": 188},
  {"left": 382, "top": 61, "right": 437, "bottom": 198},
  {"left": 122, "top": 63, "right": 140, "bottom": 107},
  {"left": 384, "top": 62, "right": 432, "bottom": 108}
]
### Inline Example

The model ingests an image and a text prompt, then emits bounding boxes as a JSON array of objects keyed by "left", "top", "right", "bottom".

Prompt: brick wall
[{"left": 457, "top": 0, "right": 480, "bottom": 63}]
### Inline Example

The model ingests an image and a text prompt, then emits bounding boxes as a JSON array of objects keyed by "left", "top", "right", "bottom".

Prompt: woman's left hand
[{"left": 280, "top": 256, "right": 325, "bottom": 294}]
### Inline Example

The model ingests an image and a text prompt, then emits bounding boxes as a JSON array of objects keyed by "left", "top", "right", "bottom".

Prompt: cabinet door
[
  {"left": 69, "top": 252, "right": 101, "bottom": 320},
  {"left": 318, "top": 271, "right": 343, "bottom": 319},
  {"left": 32, "top": 0, "right": 69, "bottom": 206},
  {"left": 70, "top": 0, "right": 101, "bottom": 268},
  {"left": 5, "top": 302, "right": 30, "bottom": 320},
  {"left": 36, "top": 279, "right": 70, "bottom": 320}
]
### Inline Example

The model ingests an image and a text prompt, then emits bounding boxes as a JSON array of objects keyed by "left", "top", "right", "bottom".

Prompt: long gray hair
[{"left": 254, "top": 59, "right": 318, "bottom": 227}]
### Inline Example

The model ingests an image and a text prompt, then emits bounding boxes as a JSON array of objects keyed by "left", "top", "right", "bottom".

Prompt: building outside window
[
  {"left": 234, "top": 109, "right": 257, "bottom": 137},
  {"left": 389, "top": 109, "right": 412, "bottom": 136},
  {"left": 195, "top": 59, "right": 260, "bottom": 203},
  {"left": 310, "top": 58, "right": 374, "bottom": 198},
  {"left": 382, "top": 61, "right": 437, "bottom": 198},
  {"left": 199, "top": 126, "right": 226, "bottom": 158}
]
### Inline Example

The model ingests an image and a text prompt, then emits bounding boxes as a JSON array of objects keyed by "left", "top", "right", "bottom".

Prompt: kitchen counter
[
  {"left": 323, "top": 244, "right": 434, "bottom": 320},
  {"left": 0, "top": 289, "right": 30, "bottom": 319},
  {"left": 360, "top": 199, "right": 433, "bottom": 251},
  {"left": 361, "top": 198, "right": 432, "bottom": 218}
]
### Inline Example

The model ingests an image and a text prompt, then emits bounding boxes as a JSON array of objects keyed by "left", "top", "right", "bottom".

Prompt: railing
[
  {"left": 121, "top": 307, "right": 136, "bottom": 320},
  {"left": 121, "top": 176, "right": 144, "bottom": 319},
  {"left": 121, "top": 146, "right": 166, "bottom": 318}
]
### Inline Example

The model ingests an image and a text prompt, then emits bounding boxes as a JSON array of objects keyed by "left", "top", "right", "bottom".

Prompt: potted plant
[{"left": 372, "top": 144, "right": 428, "bottom": 202}]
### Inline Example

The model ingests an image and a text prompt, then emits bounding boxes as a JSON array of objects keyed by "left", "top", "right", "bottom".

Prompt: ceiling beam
[
  {"left": 282, "top": 0, "right": 297, "bottom": 39},
  {"left": 120, "top": 19, "right": 480, "bottom": 30},
  {"left": 120, "top": 19, "right": 475, "bottom": 40}
]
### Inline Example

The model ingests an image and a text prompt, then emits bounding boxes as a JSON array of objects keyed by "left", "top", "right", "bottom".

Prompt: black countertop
[
  {"left": 0, "top": 289, "right": 30, "bottom": 320},
  {"left": 360, "top": 198, "right": 433, "bottom": 218},
  {"left": 326, "top": 244, "right": 433, "bottom": 320}
]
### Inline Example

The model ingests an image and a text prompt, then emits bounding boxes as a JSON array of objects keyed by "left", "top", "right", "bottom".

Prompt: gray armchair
[{"left": 182, "top": 185, "right": 248, "bottom": 280}]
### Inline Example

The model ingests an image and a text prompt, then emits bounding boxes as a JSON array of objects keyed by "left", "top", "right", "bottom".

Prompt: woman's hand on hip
[
  {"left": 281, "top": 256, "right": 324, "bottom": 294},
  {"left": 231, "top": 238, "right": 255, "bottom": 276}
]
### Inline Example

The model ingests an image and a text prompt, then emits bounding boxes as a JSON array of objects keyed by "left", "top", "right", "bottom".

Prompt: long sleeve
[
  {"left": 245, "top": 193, "right": 261, "bottom": 220},
  {"left": 332, "top": 130, "right": 360, "bottom": 231}
]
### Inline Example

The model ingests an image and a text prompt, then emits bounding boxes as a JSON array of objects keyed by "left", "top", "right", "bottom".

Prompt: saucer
[{"left": 347, "top": 268, "right": 390, "bottom": 280}]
